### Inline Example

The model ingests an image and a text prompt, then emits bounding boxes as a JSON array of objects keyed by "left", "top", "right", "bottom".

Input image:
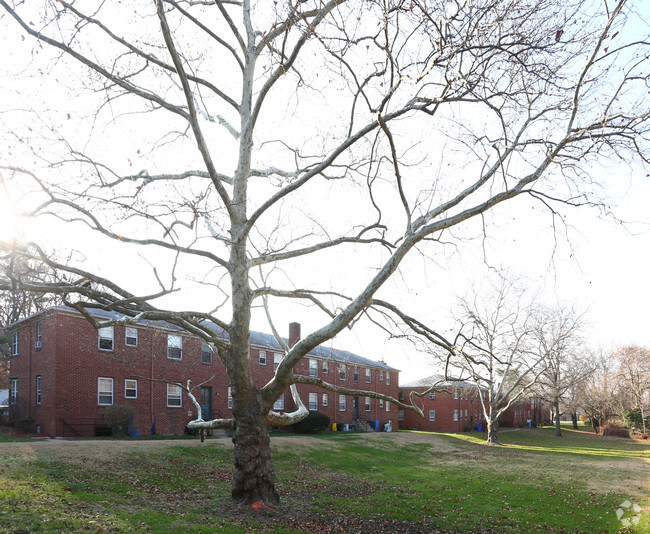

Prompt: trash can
[
  {"left": 332, "top": 423, "right": 337, "bottom": 431},
  {"left": 476, "top": 423, "right": 483, "bottom": 432},
  {"left": 526, "top": 420, "right": 531, "bottom": 428},
  {"left": 373, "top": 420, "right": 380, "bottom": 432}
]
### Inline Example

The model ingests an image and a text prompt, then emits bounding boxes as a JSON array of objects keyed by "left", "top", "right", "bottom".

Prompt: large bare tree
[
  {"left": 0, "top": 0, "right": 648, "bottom": 503},
  {"left": 614, "top": 345, "right": 650, "bottom": 434}
]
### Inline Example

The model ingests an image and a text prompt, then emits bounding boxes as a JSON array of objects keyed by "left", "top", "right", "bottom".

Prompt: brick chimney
[{"left": 289, "top": 322, "right": 301, "bottom": 348}]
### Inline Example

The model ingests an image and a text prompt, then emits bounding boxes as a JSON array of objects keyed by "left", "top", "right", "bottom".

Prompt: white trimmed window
[
  {"left": 228, "top": 387, "right": 233, "bottom": 409},
  {"left": 380, "top": 369, "right": 384, "bottom": 381},
  {"left": 11, "top": 332, "right": 18, "bottom": 356},
  {"left": 365, "top": 396, "right": 371, "bottom": 411},
  {"left": 379, "top": 398, "right": 384, "bottom": 408},
  {"left": 201, "top": 343, "right": 212, "bottom": 364},
  {"left": 322, "top": 360, "right": 328, "bottom": 374},
  {"left": 309, "top": 359, "right": 318, "bottom": 377},
  {"left": 98, "top": 377, "right": 113, "bottom": 405},
  {"left": 474, "top": 409, "right": 478, "bottom": 420},
  {"left": 429, "top": 390, "right": 436, "bottom": 400},
  {"left": 259, "top": 350, "right": 267, "bottom": 366},
  {"left": 273, "top": 352, "right": 282, "bottom": 371},
  {"left": 454, "top": 388, "right": 459, "bottom": 399},
  {"left": 125, "top": 327, "right": 138, "bottom": 347},
  {"left": 365, "top": 368, "right": 371, "bottom": 383},
  {"left": 353, "top": 366, "right": 359, "bottom": 382},
  {"left": 429, "top": 409, "right": 436, "bottom": 421},
  {"left": 273, "top": 393, "right": 284, "bottom": 411},
  {"left": 465, "top": 409, "right": 468, "bottom": 420},
  {"left": 10, "top": 379, "right": 17, "bottom": 404},
  {"left": 386, "top": 400, "right": 390, "bottom": 412},
  {"left": 453, "top": 409, "right": 459, "bottom": 421},
  {"left": 125, "top": 379, "right": 138, "bottom": 399},
  {"left": 322, "top": 393, "right": 328, "bottom": 407},
  {"left": 36, "top": 322, "right": 42, "bottom": 347},
  {"left": 386, "top": 371, "right": 390, "bottom": 386},
  {"left": 98, "top": 327, "right": 114, "bottom": 351},
  {"left": 167, "top": 383, "right": 182, "bottom": 407},
  {"left": 339, "top": 395, "right": 346, "bottom": 411},
  {"left": 167, "top": 334, "right": 182, "bottom": 360},
  {"left": 339, "top": 365, "right": 347, "bottom": 380},
  {"left": 309, "top": 392, "right": 317, "bottom": 410},
  {"left": 36, "top": 376, "right": 41, "bottom": 405},
  {"left": 398, "top": 409, "right": 404, "bottom": 421}
]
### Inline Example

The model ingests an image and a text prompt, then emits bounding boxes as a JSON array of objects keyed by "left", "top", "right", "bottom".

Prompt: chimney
[{"left": 289, "top": 322, "right": 301, "bottom": 348}]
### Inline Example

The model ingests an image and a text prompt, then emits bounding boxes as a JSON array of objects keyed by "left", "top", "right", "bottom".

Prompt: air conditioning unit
[{"left": 34, "top": 341, "right": 42, "bottom": 349}]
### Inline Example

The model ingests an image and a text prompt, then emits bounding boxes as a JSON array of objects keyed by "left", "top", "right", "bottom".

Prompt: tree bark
[
  {"left": 486, "top": 417, "right": 499, "bottom": 444},
  {"left": 554, "top": 400, "right": 562, "bottom": 437},
  {"left": 571, "top": 412, "right": 578, "bottom": 430}
]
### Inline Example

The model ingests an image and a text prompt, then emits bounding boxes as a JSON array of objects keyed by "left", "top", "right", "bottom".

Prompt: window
[
  {"left": 36, "top": 322, "right": 42, "bottom": 348},
  {"left": 339, "top": 365, "right": 346, "bottom": 380},
  {"left": 386, "top": 401, "right": 390, "bottom": 412},
  {"left": 453, "top": 409, "right": 459, "bottom": 421},
  {"left": 309, "top": 359, "right": 318, "bottom": 377},
  {"left": 98, "top": 327, "right": 114, "bottom": 351},
  {"left": 353, "top": 367, "right": 359, "bottom": 382},
  {"left": 167, "top": 383, "right": 182, "bottom": 407},
  {"left": 228, "top": 387, "right": 233, "bottom": 409},
  {"left": 365, "top": 368, "right": 371, "bottom": 383},
  {"left": 259, "top": 350, "right": 267, "bottom": 366},
  {"left": 365, "top": 396, "right": 371, "bottom": 411},
  {"left": 380, "top": 369, "right": 384, "bottom": 381},
  {"left": 465, "top": 409, "right": 468, "bottom": 420},
  {"left": 273, "top": 352, "right": 282, "bottom": 371},
  {"left": 386, "top": 371, "right": 390, "bottom": 386},
  {"left": 429, "top": 409, "right": 436, "bottom": 421},
  {"left": 429, "top": 390, "right": 436, "bottom": 400},
  {"left": 465, "top": 390, "right": 469, "bottom": 400},
  {"left": 11, "top": 332, "right": 18, "bottom": 356},
  {"left": 474, "top": 409, "right": 478, "bottom": 420},
  {"left": 322, "top": 360, "right": 328, "bottom": 374},
  {"left": 167, "top": 334, "right": 182, "bottom": 360},
  {"left": 309, "top": 392, "right": 317, "bottom": 410},
  {"left": 10, "top": 379, "right": 17, "bottom": 404},
  {"left": 339, "top": 395, "right": 346, "bottom": 411},
  {"left": 125, "top": 327, "right": 138, "bottom": 347},
  {"left": 398, "top": 390, "right": 404, "bottom": 401},
  {"left": 98, "top": 377, "right": 114, "bottom": 405},
  {"left": 36, "top": 376, "right": 41, "bottom": 405},
  {"left": 125, "top": 379, "right": 138, "bottom": 399},
  {"left": 201, "top": 343, "right": 212, "bottom": 364},
  {"left": 454, "top": 388, "right": 459, "bottom": 399},
  {"left": 398, "top": 409, "right": 404, "bottom": 421},
  {"left": 379, "top": 398, "right": 384, "bottom": 408},
  {"left": 273, "top": 393, "right": 284, "bottom": 411},
  {"left": 322, "top": 393, "right": 328, "bottom": 407}
]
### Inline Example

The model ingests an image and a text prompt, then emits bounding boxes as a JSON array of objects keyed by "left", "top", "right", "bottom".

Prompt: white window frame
[
  {"left": 273, "top": 393, "right": 284, "bottom": 411},
  {"left": 386, "top": 400, "right": 390, "bottom": 412},
  {"left": 453, "top": 409, "right": 459, "bottom": 421},
  {"left": 465, "top": 409, "right": 468, "bottom": 420},
  {"left": 10, "top": 379, "right": 17, "bottom": 404},
  {"left": 380, "top": 369, "right": 384, "bottom": 381},
  {"left": 365, "top": 368, "right": 371, "bottom": 383},
  {"left": 167, "top": 334, "right": 182, "bottom": 360},
  {"left": 475, "top": 409, "right": 478, "bottom": 420},
  {"left": 36, "top": 375, "right": 41, "bottom": 405},
  {"left": 353, "top": 366, "right": 359, "bottom": 382},
  {"left": 339, "top": 365, "right": 346, "bottom": 381},
  {"left": 167, "top": 383, "right": 182, "bottom": 407},
  {"left": 228, "top": 387, "right": 233, "bottom": 409},
  {"left": 309, "top": 359, "right": 318, "bottom": 377},
  {"left": 398, "top": 409, "right": 404, "bottom": 421},
  {"left": 309, "top": 392, "right": 317, "bottom": 410},
  {"left": 339, "top": 395, "right": 346, "bottom": 411},
  {"left": 379, "top": 398, "right": 384, "bottom": 408},
  {"left": 322, "top": 393, "right": 328, "bottom": 407},
  {"left": 273, "top": 352, "right": 282, "bottom": 371},
  {"left": 98, "top": 327, "right": 114, "bottom": 351},
  {"left": 386, "top": 371, "right": 390, "bottom": 386},
  {"left": 322, "top": 360, "right": 328, "bottom": 374},
  {"left": 454, "top": 388, "right": 459, "bottom": 399},
  {"left": 11, "top": 332, "right": 18, "bottom": 356},
  {"left": 429, "top": 409, "right": 436, "bottom": 421},
  {"left": 125, "top": 327, "right": 138, "bottom": 347},
  {"left": 36, "top": 322, "right": 42, "bottom": 346},
  {"left": 259, "top": 350, "right": 267, "bottom": 366},
  {"left": 125, "top": 379, "right": 138, "bottom": 399},
  {"left": 201, "top": 343, "right": 213, "bottom": 364},
  {"left": 429, "top": 390, "right": 436, "bottom": 400},
  {"left": 98, "top": 377, "right": 114, "bottom": 406},
  {"left": 365, "top": 396, "right": 371, "bottom": 411}
]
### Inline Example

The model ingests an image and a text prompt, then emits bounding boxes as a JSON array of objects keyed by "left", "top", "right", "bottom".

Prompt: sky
[{"left": 1, "top": 0, "right": 649, "bottom": 386}]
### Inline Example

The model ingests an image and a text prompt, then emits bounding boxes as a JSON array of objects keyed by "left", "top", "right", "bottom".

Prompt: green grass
[{"left": 0, "top": 428, "right": 647, "bottom": 533}]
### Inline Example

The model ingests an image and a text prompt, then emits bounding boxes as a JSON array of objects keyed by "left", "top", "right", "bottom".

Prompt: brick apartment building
[
  {"left": 398, "top": 376, "right": 539, "bottom": 432},
  {"left": 8, "top": 306, "right": 400, "bottom": 437}
]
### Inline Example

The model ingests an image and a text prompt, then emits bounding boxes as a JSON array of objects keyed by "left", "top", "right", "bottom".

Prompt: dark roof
[
  {"left": 11, "top": 305, "right": 398, "bottom": 371},
  {"left": 401, "top": 374, "right": 478, "bottom": 389}
]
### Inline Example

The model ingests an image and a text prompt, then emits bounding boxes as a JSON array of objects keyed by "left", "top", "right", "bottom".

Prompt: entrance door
[
  {"left": 200, "top": 387, "right": 212, "bottom": 421},
  {"left": 353, "top": 397, "right": 359, "bottom": 419}
]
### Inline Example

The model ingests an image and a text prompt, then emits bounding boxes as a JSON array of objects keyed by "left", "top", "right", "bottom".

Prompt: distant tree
[
  {"left": 614, "top": 346, "right": 650, "bottom": 434},
  {"left": 579, "top": 351, "right": 620, "bottom": 432}
]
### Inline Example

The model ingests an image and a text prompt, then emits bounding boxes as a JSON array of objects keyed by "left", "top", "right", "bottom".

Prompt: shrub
[
  {"left": 601, "top": 423, "right": 630, "bottom": 439},
  {"left": 292, "top": 411, "right": 330, "bottom": 434},
  {"left": 622, "top": 408, "right": 649, "bottom": 431},
  {"left": 104, "top": 405, "right": 137, "bottom": 438}
]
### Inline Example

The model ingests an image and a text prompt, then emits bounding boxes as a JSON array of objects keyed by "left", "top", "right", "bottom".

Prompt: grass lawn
[{"left": 0, "top": 427, "right": 647, "bottom": 533}]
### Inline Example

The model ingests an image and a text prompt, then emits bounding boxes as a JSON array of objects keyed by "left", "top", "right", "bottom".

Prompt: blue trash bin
[{"left": 476, "top": 423, "right": 483, "bottom": 432}]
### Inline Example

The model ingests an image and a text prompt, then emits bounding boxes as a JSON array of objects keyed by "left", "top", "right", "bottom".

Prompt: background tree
[
  {"left": 579, "top": 350, "right": 620, "bottom": 432},
  {"left": 614, "top": 346, "right": 650, "bottom": 434},
  {"left": 0, "top": 0, "right": 648, "bottom": 504}
]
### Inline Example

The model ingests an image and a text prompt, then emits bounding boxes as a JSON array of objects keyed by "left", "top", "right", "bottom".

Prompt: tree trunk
[
  {"left": 231, "top": 408, "right": 279, "bottom": 504},
  {"left": 554, "top": 400, "right": 562, "bottom": 437},
  {"left": 486, "top": 417, "right": 499, "bottom": 444},
  {"left": 571, "top": 412, "right": 578, "bottom": 430}
]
